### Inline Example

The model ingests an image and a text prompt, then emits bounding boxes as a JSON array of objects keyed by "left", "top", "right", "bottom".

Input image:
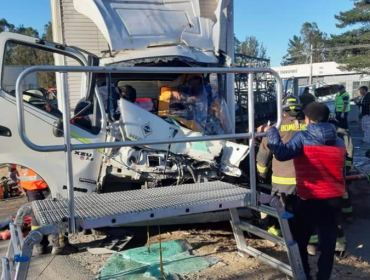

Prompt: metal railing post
[
  {"left": 275, "top": 74, "right": 283, "bottom": 129},
  {"left": 60, "top": 72, "right": 76, "bottom": 233},
  {"left": 247, "top": 73, "right": 257, "bottom": 207}
]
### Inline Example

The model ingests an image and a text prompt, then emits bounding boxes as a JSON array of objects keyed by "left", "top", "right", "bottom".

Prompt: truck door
[{"left": 0, "top": 32, "right": 106, "bottom": 198}]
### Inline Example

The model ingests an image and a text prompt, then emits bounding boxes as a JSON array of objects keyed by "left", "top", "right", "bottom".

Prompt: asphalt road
[
  {"left": 0, "top": 195, "right": 94, "bottom": 280},
  {"left": 0, "top": 240, "right": 93, "bottom": 280}
]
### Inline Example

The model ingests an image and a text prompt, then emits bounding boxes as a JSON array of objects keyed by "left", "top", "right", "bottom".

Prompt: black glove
[{"left": 257, "top": 173, "right": 267, "bottom": 184}]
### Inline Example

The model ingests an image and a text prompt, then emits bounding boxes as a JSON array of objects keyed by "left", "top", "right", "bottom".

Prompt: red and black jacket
[{"left": 266, "top": 122, "right": 346, "bottom": 200}]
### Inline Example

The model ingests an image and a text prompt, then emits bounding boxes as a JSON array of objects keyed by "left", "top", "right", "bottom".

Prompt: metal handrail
[
  {"left": 15, "top": 66, "right": 283, "bottom": 152},
  {"left": 15, "top": 66, "right": 283, "bottom": 232}
]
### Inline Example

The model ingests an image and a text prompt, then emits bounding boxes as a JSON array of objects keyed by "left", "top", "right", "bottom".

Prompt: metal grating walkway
[{"left": 31, "top": 181, "right": 251, "bottom": 230}]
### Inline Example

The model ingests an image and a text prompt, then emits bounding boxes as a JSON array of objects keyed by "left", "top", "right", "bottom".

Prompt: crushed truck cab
[
  {"left": 0, "top": 0, "right": 248, "bottom": 198},
  {"left": 0, "top": 30, "right": 248, "bottom": 198}
]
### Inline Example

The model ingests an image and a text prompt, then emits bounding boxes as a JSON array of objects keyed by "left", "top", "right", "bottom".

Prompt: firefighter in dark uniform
[{"left": 256, "top": 96, "right": 306, "bottom": 236}]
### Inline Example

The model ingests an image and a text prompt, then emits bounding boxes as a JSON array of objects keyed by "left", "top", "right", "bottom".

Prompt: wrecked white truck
[{"left": 0, "top": 0, "right": 251, "bottom": 199}]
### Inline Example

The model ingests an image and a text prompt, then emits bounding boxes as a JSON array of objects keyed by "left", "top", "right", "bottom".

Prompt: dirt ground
[{"left": 65, "top": 221, "right": 370, "bottom": 280}]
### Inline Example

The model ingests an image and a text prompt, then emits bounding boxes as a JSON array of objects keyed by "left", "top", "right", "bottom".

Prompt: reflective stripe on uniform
[
  {"left": 345, "top": 160, "right": 353, "bottom": 167},
  {"left": 19, "top": 175, "right": 41, "bottom": 181},
  {"left": 268, "top": 226, "right": 282, "bottom": 237},
  {"left": 336, "top": 236, "right": 347, "bottom": 244},
  {"left": 335, "top": 92, "right": 350, "bottom": 112},
  {"left": 343, "top": 192, "right": 349, "bottom": 199},
  {"left": 272, "top": 175, "right": 296, "bottom": 185},
  {"left": 309, "top": 235, "right": 319, "bottom": 244},
  {"left": 19, "top": 169, "right": 48, "bottom": 191},
  {"left": 31, "top": 226, "right": 40, "bottom": 230},
  {"left": 342, "top": 206, "right": 353, "bottom": 213},
  {"left": 257, "top": 164, "right": 268, "bottom": 174},
  {"left": 280, "top": 123, "right": 307, "bottom": 132}
]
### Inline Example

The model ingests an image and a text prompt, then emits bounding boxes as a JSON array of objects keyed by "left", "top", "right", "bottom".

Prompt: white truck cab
[{"left": 0, "top": 0, "right": 244, "bottom": 198}]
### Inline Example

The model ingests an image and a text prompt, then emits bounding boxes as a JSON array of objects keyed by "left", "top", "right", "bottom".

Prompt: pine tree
[
  {"left": 329, "top": 0, "right": 370, "bottom": 73},
  {"left": 0, "top": 18, "right": 15, "bottom": 33},
  {"left": 281, "top": 35, "right": 305, "bottom": 65},
  {"left": 282, "top": 22, "right": 327, "bottom": 65},
  {"left": 235, "top": 36, "right": 268, "bottom": 59},
  {"left": 2, "top": 20, "right": 56, "bottom": 88}
]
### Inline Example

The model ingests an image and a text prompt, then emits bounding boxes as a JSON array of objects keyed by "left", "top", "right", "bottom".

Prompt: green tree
[
  {"left": 1, "top": 19, "right": 16, "bottom": 64},
  {"left": 0, "top": 18, "right": 15, "bottom": 32},
  {"left": 3, "top": 20, "right": 56, "bottom": 88},
  {"left": 239, "top": 36, "right": 268, "bottom": 59},
  {"left": 42, "top": 22, "right": 53, "bottom": 41},
  {"left": 234, "top": 35, "right": 242, "bottom": 54},
  {"left": 282, "top": 22, "right": 327, "bottom": 65},
  {"left": 329, "top": 0, "right": 370, "bottom": 73},
  {"left": 15, "top": 25, "right": 39, "bottom": 37},
  {"left": 5, "top": 24, "right": 41, "bottom": 65},
  {"left": 234, "top": 36, "right": 269, "bottom": 67},
  {"left": 281, "top": 35, "right": 305, "bottom": 65}
]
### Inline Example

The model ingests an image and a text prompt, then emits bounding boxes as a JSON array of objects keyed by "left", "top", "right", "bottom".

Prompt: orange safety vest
[
  {"left": 18, "top": 169, "right": 48, "bottom": 191},
  {"left": 158, "top": 86, "right": 201, "bottom": 132}
]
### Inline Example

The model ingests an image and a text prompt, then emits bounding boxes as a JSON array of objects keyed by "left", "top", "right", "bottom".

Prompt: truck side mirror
[{"left": 53, "top": 119, "right": 64, "bottom": 137}]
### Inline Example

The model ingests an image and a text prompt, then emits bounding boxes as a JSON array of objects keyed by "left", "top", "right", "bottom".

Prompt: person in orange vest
[
  {"left": 19, "top": 167, "right": 77, "bottom": 255},
  {"left": 19, "top": 168, "right": 50, "bottom": 201}
]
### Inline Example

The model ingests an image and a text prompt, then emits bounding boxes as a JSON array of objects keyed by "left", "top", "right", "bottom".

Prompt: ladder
[{"left": 2, "top": 66, "right": 306, "bottom": 280}]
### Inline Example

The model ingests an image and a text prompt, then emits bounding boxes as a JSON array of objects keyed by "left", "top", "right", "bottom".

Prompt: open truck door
[{"left": 0, "top": 32, "right": 106, "bottom": 198}]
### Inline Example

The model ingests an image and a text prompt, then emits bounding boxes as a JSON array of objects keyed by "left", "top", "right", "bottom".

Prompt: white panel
[
  {"left": 272, "top": 62, "right": 357, "bottom": 79},
  {"left": 199, "top": 0, "right": 219, "bottom": 21},
  {"left": 73, "top": 0, "right": 216, "bottom": 51},
  {"left": 57, "top": 0, "right": 224, "bottom": 107}
]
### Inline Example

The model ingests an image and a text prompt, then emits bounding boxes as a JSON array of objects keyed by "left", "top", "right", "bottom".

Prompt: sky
[
  {"left": 234, "top": 0, "right": 354, "bottom": 66},
  {"left": 0, "top": 0, "right": 356, "bottom": 66}
]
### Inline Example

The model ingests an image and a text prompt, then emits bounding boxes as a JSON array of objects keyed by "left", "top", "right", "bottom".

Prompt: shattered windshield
[{"left": 164, "top": 75, "right": 232, "bottom": 135}]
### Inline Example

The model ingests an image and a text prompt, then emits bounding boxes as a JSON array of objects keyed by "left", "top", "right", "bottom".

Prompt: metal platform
[
  {"left": 31, "top": 181, "right": 251, "bottom": 231},
  {"left": 2, "top": 66, "right": 308, "bottom": 280}
]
